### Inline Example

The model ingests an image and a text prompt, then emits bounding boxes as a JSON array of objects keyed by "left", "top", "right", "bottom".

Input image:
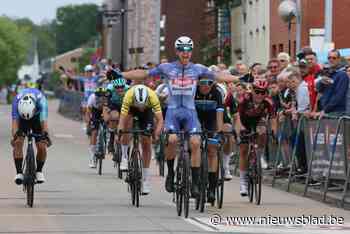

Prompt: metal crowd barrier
[
  {"left": 58, "top": 90, "right": 83, "bottom": 121},
  {"left": 303, "top": 115, "right": 349, "bottom": 206},
  {"left": 269, "top": 113, "right": 350, "bottom": 207}
]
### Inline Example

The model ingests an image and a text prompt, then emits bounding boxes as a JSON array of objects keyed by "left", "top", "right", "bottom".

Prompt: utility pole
[
  {"left": 324, "top": 0, "right": 333, "bottom": 43},
  {"left": 295, "top": 0, "right": 302, "bottom": 53},
  {"left": 120, "top": 8, "right": 125, "bottom": 71}
]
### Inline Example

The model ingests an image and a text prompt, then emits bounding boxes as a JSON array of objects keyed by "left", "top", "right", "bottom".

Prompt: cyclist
[
  {"left": 118, "top": 36, "right": 238, "bottom": 197},
  {"left": 66, "top": 65, "right": 102, "bottom": 130},
  {"left": 118, "top": 84, "right": 163, "bottom": 195},
  {"left": 104, "top": 70, "right": 129, "bottom": 153},
  {"left": 86, "top": 87, "right": 110, "bottom": 168},
  {"left": 195, "top": 77, "right": 224, "bottom": 202},
  {"left": 11, "top": 87, "right": 51, "bottom": 185},
  {"left": 236, "top": 79, "right": 274, "bottom": 196}
]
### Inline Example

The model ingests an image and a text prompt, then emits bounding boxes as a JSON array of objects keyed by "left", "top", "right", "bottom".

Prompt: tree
[
  {"left": 0, "top": 17, "right": 28, "bottom": 85},
  {"left": 55, "top": 4, "right": 98, "bottom": 54},
  {"left": 15, "top": 18, "right": 56, "bottom": 62}
]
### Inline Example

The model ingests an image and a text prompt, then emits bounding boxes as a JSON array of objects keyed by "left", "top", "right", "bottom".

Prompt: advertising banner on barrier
[{"left": 304, "top": 118, "right": 346, "bottom": 179}]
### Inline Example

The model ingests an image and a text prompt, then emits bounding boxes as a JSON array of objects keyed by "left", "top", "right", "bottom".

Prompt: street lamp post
[{"left": 278, "top": 0, "right": 298, "bottom": 56}]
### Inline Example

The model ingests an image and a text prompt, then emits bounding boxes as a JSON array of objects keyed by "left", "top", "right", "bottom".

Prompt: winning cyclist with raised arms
[{"left": 116, "top": 36, "right": 239, "bottom": 197}]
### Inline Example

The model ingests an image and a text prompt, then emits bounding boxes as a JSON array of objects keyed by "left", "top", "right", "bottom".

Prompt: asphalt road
[{"left": 0, "top": 100, "right": 350, "bottom": 234}]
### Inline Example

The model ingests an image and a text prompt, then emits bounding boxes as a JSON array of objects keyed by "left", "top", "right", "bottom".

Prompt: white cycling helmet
[
  {"left": 18, "top": 94, "right": 36, "bottom": 120},
  {"left": 175, "top": 36, "right": 194, "bottom": 51},
  {"left": 84, "top": 64, "right": 94, "bottom": 72},
  {"left": 133, "top": 85, "right": 149, "bottom": 106}
]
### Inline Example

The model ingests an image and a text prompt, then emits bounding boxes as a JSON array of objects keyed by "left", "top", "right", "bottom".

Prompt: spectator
[
  {"left": 346, "top": 65, "right": 350, "bottom": 78},
  {"left": 346, "top": 65, "right": 350, "bottom": 115},
  {"left": 217, "top": 63, "right": 228, "bottom": 72},
  {"left": 278, "top": 52, "right": 291, "bottom": 71},
  {"left": 267, "top": 59, "right": 281, "bottom": 82},
  {"left": 160, "top": 57, "right": 168, "bottom": 64},
  {"left": 286, "top": 70, "right": 309, "bottom": 174},
  {"left": 287, "top": 70, "right": 310, "bottom": 113},
  {"left": 304, "top": 50, "right": 322, "bottom": 77},
  {"left": 317, "top": 49, "right": 349, "bottom": 115},
  {"left": 0, "top": 85, "right": 8, "bottom": 104},
  {"left": 238, "top": 63, "right": 248, "bottom": 77},
  {"left": 298, "top": 59, "right": 317, "bottom": 111}
]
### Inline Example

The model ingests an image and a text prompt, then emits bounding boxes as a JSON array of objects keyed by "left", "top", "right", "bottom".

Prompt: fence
[
  {"left": 271, "top": 114, "right": 350, "bottom": 207},
  {"left": 58, "top": 90, "right": 83, "bottom": 121}
]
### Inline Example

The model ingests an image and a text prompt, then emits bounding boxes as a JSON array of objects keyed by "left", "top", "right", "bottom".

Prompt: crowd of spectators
[{"left": 57, "top": 47, "right": 350, "bottom": 178}]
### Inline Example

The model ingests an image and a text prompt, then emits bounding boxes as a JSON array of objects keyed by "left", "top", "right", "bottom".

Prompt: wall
[
  {"left": 270, "top": 0, "right": 350, "bottom": 60},
  {"left": 127, "top": 0, "right": 160, "bottom": 68},
  {"left": 161, "top": 0, "right": 208, "bottom": 63}
]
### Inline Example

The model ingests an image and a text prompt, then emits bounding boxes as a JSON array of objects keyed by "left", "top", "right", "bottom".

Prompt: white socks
[
  {"left": 240, "top": 170, "right": 247, "bottom": 182},
  {"left": 223, "top": 153, "right": 232, "bottom": 170},
  {"left": 121, "top": 145, "right": 129, "bottom": 160},
  {"left": 89, "top": 145, "right": 96, "bottom": 161},
  {"left": 143, "top": 168, "right": 150, "bottom": 181}
]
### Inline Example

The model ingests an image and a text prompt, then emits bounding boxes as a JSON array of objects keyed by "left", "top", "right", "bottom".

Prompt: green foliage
[
  {"left": 199, "top": 36, "right": 218, "bottom": 66},
  {"left": 14, "top": 18, "right": 56, "bottom": 62},
  {"left": 45, "top": 71, "right": 62, "bottom": 91},
  {"left": 0, "top": 17, "right": 28, "bottom": 85},
  {"left": 55, "top": 4, "right": 98, "bottom": 54},
  {"left": 78, "top": 48, "right": 96, "bottom": 72}
]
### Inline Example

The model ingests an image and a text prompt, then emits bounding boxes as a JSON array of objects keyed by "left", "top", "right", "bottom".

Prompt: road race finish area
[{"left": 1, "top": 101, "right": 349, "bottom": 234}]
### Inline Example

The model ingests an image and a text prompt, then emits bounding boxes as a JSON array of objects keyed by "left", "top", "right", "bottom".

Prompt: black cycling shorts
[
  {"left": 108, "top": 103, "right": 122, "bottom": 112},
  {"left": 129, "top": 107, "right": 154, "bottom": 132},
  {"left": 18, "top": 115, "right": 44, "bottom": 142},
  {"left": 90, "top": 108, "right": 103, "bottom": 130}
]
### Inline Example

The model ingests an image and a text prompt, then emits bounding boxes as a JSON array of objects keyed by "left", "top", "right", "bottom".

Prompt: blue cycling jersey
[
  {"left": 12, "top": 88, "right": 48, "bottom": 121},
  {"left": 78, "top": 76, "right": 100, "bottom": 102},
  {"left": 148, "top": 61, "right": 215, "bottom": 110}
]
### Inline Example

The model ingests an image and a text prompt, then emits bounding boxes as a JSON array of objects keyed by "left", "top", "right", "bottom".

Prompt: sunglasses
[
  {"left": 279, "top": 59, "right": 287, "bottom": 62},
  {"left": 199, "top": 80, "right": 214, "bottom": 86},
  {"left": 328, "top": 56, "right": 338, "bottom": 60},
  {"left": 115, "top": 86, "right": 125, "bottom": 90},
  {"left": 268, "top": 66, "right": 278, "bottom": 69},
  {"left": 177, "top": 47, "right": 192, "bottom": 52},
  {"left": 254, "top": 89, "right": 266, "bottom": 95}
]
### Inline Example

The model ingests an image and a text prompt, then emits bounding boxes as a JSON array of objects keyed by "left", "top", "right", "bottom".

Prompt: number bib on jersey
[{"left": 170, "top": 77, "right": 197, "bottom": 96}]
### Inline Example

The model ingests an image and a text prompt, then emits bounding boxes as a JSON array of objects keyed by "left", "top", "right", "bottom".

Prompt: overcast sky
[{"left": 0, "top": 0, "right": 103, "bottom": 24}]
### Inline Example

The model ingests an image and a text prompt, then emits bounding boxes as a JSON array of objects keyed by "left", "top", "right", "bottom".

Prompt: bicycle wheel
[
  {"left": 132, "top": 150, "right": 142, "bottom": 207},
  {"left": 255, "top": 153, "right": 262, "bottom": 205},
  {"left": 96, "top": 125, "right": 105, "bottom": 175},
  {"left": 114, "top": 143, "right": 123, "bottom": 179},
  {"left": 128, "top": 157, "right": 136, "bottom": 206},
  {"left": 25, "top": 144, "right": 35, "bottom": 207},
  {"left": 216, "top": 149, "right": 225, "bottom": 209},
  {"left": 183, "top": 152, "right": 191, "bottom": 218},
  {"left": 158, "top": 137, "right": 165, "bottom": 177},
  {"left": 98, "top": 156, "right": 103, "bottom": 175},
  {"left": 248, "top": 174, "right": 254, "bottom": 203},
  {"left": 175, "top": 159, "right": 183, "bottom": 216},
  {"left": 199, "top": 149, "right": 208, "bottom": 213}
]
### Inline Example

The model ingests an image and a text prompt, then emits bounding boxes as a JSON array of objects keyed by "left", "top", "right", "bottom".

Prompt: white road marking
[
  {"left": 53, "top": 134, "right": 74, "bottom": 139},
  {"left": 184, "top": 217, "right": 217, "bottom": 232}
]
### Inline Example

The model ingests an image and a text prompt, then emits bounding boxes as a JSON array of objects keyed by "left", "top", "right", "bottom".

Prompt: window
[
  {"left": 279, "top": 43, "right": 284, "bottom": 53},
  {"left": 272, "top": 45, "right": 277, "bottom": 58}
]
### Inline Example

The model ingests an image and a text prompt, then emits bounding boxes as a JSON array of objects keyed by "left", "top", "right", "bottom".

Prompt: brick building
[
  {"left": 161, "top": 0, "right": 210, "bottom": 63},
  {"left": 270, "top": 0, "right": 350, "bottom": 59}
]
